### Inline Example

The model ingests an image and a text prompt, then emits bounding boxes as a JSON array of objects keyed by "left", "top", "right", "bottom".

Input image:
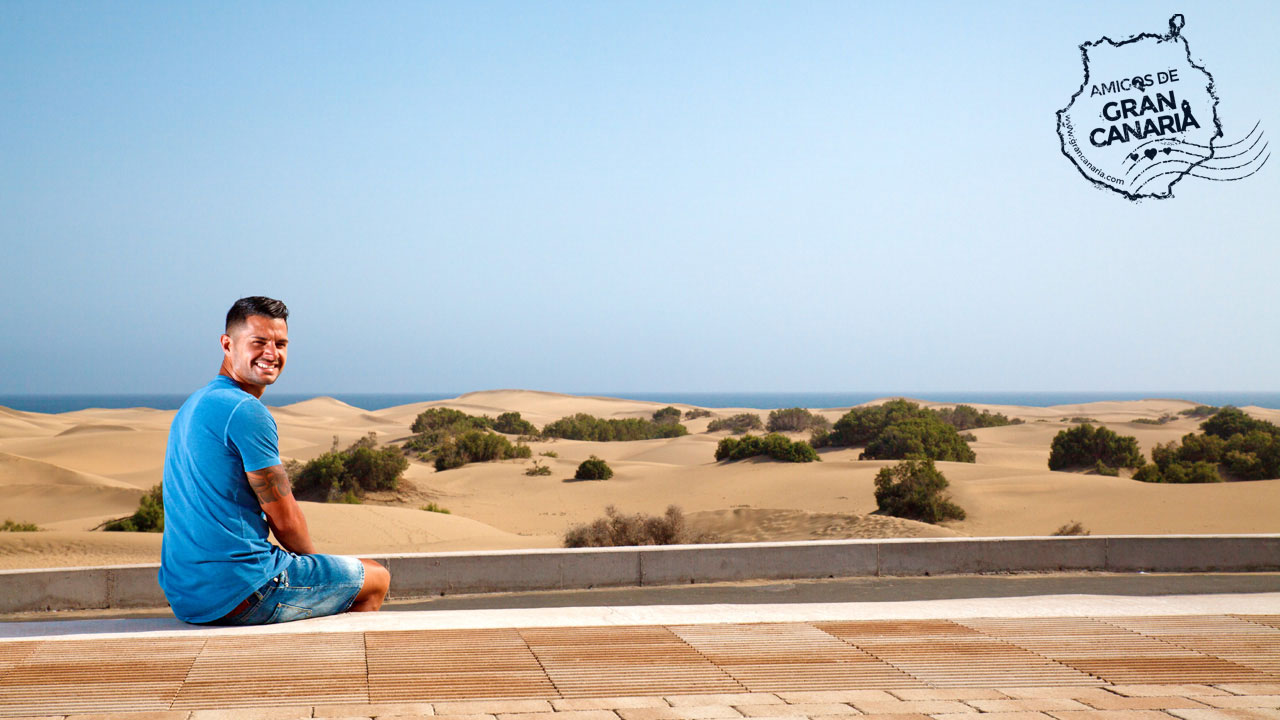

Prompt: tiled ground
[{"left": 1, "top": 615, "right": 1278, "bottom": 719}]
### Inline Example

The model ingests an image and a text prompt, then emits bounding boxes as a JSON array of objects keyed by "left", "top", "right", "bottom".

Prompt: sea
[{"left": 2, "top": 391, "right": 1279, "bottom": 414}]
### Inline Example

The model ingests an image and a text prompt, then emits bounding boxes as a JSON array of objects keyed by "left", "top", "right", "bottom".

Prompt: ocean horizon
[{"left": 2, "top": 390, "right": 1278, "bottom": 414}]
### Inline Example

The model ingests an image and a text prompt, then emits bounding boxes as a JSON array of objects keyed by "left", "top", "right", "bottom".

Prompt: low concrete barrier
[{"left": 2, "top": 535, "right": 1277, "bottom": 614}]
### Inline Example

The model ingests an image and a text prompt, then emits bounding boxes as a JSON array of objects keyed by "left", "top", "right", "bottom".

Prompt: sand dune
[
  {"left": 0, "top": 502, "right": 555, "bottom": 569},
  {"left": 685, "top": 508, "right": 963, "bottom": 542},
  {"left": 1, "top": 431, "right": 167, "bottom": 482},
  {"left": 0, "top": 452, "right": 136, "bottom": 490},
  {"left": 1, "top": 390, "right": 1278, "bottom": 569},
  {"left": 55, "top": 423, "right": 138, "bottom": 436}
]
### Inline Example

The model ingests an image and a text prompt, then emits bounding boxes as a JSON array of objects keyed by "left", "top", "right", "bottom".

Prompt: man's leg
[
  {"left": 213, "top": 554, "right": 380, "bottom": 625},
  {"left": 349, "top": 558, "right": 390, "bottom": 612}
]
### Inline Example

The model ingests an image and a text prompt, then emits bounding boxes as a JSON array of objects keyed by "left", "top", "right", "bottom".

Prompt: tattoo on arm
[{"left": 246, "top": 465, "right": 292, "bottom": 505}]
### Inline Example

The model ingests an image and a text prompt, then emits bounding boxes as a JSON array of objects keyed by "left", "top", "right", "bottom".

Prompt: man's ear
[{"left": 220, "top": 334, "right": 232, "bottom": 353}]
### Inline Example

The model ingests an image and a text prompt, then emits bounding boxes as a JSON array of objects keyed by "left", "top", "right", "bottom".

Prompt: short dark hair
[{"left": 225, "top": 296, "right": 289, "bottom": 333}]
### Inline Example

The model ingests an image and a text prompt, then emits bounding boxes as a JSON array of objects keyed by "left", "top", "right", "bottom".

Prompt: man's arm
[{"left": 246, "top": 464, "right": 317, "bottom": 555}]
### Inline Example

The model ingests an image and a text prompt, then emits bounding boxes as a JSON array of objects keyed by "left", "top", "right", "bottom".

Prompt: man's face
[{"left": 221, "top": 315, "right": 288, "bottom": 394}]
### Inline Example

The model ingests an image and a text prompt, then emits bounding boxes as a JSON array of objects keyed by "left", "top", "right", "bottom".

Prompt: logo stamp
[{"left": 1056, "top": 15, "right": 1268, "bottom": 200}]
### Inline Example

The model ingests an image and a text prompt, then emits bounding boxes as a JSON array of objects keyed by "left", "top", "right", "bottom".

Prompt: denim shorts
[{"left": 214, "top": 554, "right": 365, "bottom": 625}]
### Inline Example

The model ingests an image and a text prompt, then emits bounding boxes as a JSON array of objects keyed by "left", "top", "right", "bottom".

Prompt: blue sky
[{"left": 2, "top": 1, "right": 1277, "bottom": 395}]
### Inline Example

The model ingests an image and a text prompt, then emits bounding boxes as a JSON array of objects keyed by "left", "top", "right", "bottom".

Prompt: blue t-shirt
[{"left": 159, "top": 375, "right": 294, "bottom": 623}]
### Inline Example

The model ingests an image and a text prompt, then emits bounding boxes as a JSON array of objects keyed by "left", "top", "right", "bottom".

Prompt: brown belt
[{"left": 221, "top": 596, "right": 253, "bottom": 620}]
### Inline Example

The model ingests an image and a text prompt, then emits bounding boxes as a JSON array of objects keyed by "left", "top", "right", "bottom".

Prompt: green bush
[
  {"left": 411, "top": 407, "right": 492, "bottom": 434},
  {"left": 290, "top": 434, "right": 409, "bottom": 501},
  {"left": 766, "top": 407, "right": 831, "bottom": 433},
  {"left": 563, "top": 505, "right": 707, "bottom": 547},
  {"left": 809, "top": 427, "right": 831, "bottom": 447},
  {"left": 525, "top": 459, "right": 553, "bottom": 476},
  {"left": 434, "top": 430, "right": 531, "bottom": 471},
  {"left": 1179, "top": 405, "right": 1219, "bottom": 418},
  {"left": 342, "top": 435, "right": 404, "bottom": 491},
  {"left": 1, "top": 519, "right": 40, "bottom": 532},
  {"left": 1065, "top": 416, "right": 1098, "bottom": 424},
  {"left": 1187, "top": 461, "right": 1224, "bottom": 483},
  {"left": 706, "top": 413, "right": 764, "bottom": 434},
  {"left": 542, "top": 413, "right": 688, "bottom": 441},
  {"left": 406, "top": 413, "right": 478, "bottom": 451},
  {"left": 1137, "top": 407, "right": 1280, "bottom": 482},
  {"left": 873, "top": 458, "right": 966, "bottom": 524},
  {"left": 1132, "top": 463, "right": 1163, "bottom": 483},
  {"left": 540, "top": 450, "right": 559, "bottom": 458},
  {"left": 575, "top": 455, "right": 614, "bottom": 480},
  {"left": 404, "top": 407, "right": 530, "bottom": 466},
  {"left": 494, "top": 411, "right": 538, "bottom": 435},
  {"left": 1200, "top": 405, "right": 1279, "bottom": 439},
  {"left": 714, "top": 433, "right": 820, "bottom": 463},
  {"left": 1093, "top": 460, "right": 1119, "bottom": 476},
  {"left": 1135, "top": 459, "right": 1222, "bottom": 484},
  {"left": 933, "top": 405, "right": 1022, "bottom": 430},
  {"left": 1133, "top": 415, "right": 1176, "bottom": 425},
  {"left": 652, "top": 406, "right": 683, "bottom": 425},
  {"left": 826, "top": 399, "right": 976, "bottom": 463},
  {"left": 861, "top": 418, "right": 976, "bottom": 463},
  {"left": 1220, "top": 431, "right": 1280, "bottom": 480},
  {"left": 1047, "top": 424, "right": 1143, "bottom": 471},
  {"left": 104, "top": 484, "right": 165, "bottom": 532},
  {"left": 1174, "top": 433, "right": 1227, "bottom": 463},
  {"left": 683, "top": 408, "right": 713, "bottom": 420},
  {"left": 421, "top": 502, "right": 450, "bottom": 513}
]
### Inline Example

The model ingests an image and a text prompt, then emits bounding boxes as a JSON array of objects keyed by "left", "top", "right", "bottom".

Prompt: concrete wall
[{"left": 2, "top": 535, "right": 1277, "bottom": 614}]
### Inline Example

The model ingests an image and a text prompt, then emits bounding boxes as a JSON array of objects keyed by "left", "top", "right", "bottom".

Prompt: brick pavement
[{"left": 1, "top": 615, "right": 1278, "bottom": 720}]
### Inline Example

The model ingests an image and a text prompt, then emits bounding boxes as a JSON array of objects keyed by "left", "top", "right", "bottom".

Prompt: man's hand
[{"left": 245, "top": 464, "right": 317, "bottom": 555}]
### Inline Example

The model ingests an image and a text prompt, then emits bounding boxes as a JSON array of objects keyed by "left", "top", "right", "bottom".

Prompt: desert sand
[{"left": 2, "top": 390, "right": 1278, "bottom": 569}]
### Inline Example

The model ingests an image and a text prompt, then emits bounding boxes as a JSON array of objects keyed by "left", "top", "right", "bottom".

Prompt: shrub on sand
[
  {"left": 714, "top": 433, "right": 819, "bottom": 463},
  {"left": 1179, "top": 405, "right": 1219, "bottom": 418},
  {"left": 1047, "top": 424, "right": 1142, "bottom": 471},
  {"left": 411, "top": 407, "right": 493, "bottom": 434},
  {"left": 290, "top": 433, "right": 410, "bottom": 499},
  {"left": 104, "top": 484, "right": 165, "bottom": 532},
  {"left": 493, "top": 411, "right": 538, "bottom": 435},
  {"left": 563, "top": 505, "right": 709, "bottom": 547},
  {"left": 706, "top": 413, "right": 764, "bottom": 434},
  {"left": 933, "top": 405, "right": 1022, "bottom": 430},
  {"left": 873, "top": 458, "right": 966, "bottom": 524},
  {"left": 826, "top": 400, "right": 976, "bottom": 462},
  {"left": 543, "top": 413, "right": 688, "bottom": 441},
  {"left": 1052, "top": 521, "right": 1090, "bottom": 536},
  {"left": 766, "top": 407, "right": 831, "bottom": 433},
  {"left": 1, "top": 519, "right": 40, "bottom": 532},
  {"left": 434, "top": 430, "right": 531, "bottom": 471},
  {"left": 575, "top": 455, "right": 614, "bottom": 480},
  {"left": 652, "top": 406, "right": 683, "bottom": 425}
]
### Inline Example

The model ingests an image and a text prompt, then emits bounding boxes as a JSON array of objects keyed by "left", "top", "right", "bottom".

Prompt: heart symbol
[
  {"left": 1162, "top": 147, "right": 1172, "bottom": 154},
  {"left": 1129, "top": 153, "right": 1139, "bottom": 161},
  {"left": 1144, "top": 148, "right": 1158, "bottom": 160}
]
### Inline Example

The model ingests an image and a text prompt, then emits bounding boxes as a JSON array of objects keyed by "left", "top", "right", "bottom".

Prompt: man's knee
[
  {"left": 353, "top": 558, "right": 389, "bottom": 611},
  {"left": 362, "top": 558, "right": 390, "bottom": 591}
]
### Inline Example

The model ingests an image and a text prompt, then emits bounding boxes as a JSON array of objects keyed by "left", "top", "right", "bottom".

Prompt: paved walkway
[{"left": 2, "top": 591, "right": 1278, "bottom": 720}]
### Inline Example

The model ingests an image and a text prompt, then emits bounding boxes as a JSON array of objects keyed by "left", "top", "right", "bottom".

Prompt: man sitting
[{"left": 159, "top": 296, "right": 390, "bottom": 624}]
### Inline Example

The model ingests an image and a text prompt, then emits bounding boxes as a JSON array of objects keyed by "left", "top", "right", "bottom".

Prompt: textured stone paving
[{"left": 1, "top": 615, "right": 1278, "bottom": 719}]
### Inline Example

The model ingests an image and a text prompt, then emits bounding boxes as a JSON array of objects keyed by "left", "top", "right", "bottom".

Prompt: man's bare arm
[{"left": 245, "top": 464, "right": 317, "bottom": 555}]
